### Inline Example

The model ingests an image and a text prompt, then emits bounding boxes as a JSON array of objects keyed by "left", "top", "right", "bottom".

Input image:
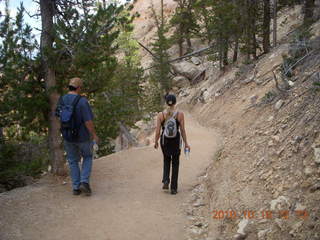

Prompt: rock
[
  {"left": 250, "top": 95, "right": 258, "bottom": 104},
  {"left": 275, "top": 219, "right": 285, "bottom": 230},
  {"left": 202, "top": 90, "right": 211, "bottom": 102},
  {"left": 272, "top": 135, "right": 280, "bottom": 142},
  {"left": 304, "top": 167, "right": 313, "bottom": 176},
  {"left": 310, "top": 182, "right": 320, "bottom": 193},
  {"left": 270, "top": 196, "right": 290, "bottom": 211},
  {"left": 234, "top": 233, "right": 247, "bottom": 240},
  {"left": 179, "top": 89, "right": 190, "bottom": 97},
  {"left": 274, "top": 100, "right": 284, "bottom": 110},
  {"left": 172, "top": 61, "right": 201, "bottom": 80},
  {"left": 172, "top": 76, "right": 190, "bottom": 88},
  {"left": 243, "top": 73, "right": 255, "bottom": 84},
  {"left": 258, "top": 229, "right": 271, "bottom": 239},
  {"left": 289, "top": 221, "right": 303, "bottom": 236},
  {"left": 267, "top": 116, "right": 274, "bottom": 122},
  {"left": 268, "top": 140, "right": 274, "bottom": 147},
  {"left": 294, "top": 203, "right": 306, "bottom": 211},
  {"left": 288, "top": 80, "right": 294, "bottom": 87},
  {"left": 313, "top": 147, "right": 320, "bottom": 164},
  {"left": 190, "top": 57, "right": 201, "bottom": 65},
  {"left": 237, "top": 219, "right": 249, "bottom": 235}
]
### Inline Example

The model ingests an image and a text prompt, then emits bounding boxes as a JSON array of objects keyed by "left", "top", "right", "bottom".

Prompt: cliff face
[{"left": 131, "top": 0, "right": 177, "bottom": 67}]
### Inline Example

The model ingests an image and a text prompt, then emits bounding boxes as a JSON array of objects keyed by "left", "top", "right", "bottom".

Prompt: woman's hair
[
  {"left": 165, "top": 105, "right": 176, "bottom": 120},
  {"left": 165, "top": 94, "right": 177, "bottom": 120}
]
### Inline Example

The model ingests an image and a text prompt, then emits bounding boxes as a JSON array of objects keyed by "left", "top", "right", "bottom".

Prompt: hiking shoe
[
  {"left": 73, "top": 189, "right": 81, "bottom": 195},
  {"left": 162, "top": 183, "right": 169, "bottom": 190},
  {"left": 171, "top": 189, "right": 177, "bottom": 195},
  {"left": 80, "top": 182, "right": 92, "bottom": 196}
]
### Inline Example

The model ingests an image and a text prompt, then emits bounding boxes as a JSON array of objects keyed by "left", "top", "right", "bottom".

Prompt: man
[{"left": 57, "top": 77, "right": 99, "bottom": 196}]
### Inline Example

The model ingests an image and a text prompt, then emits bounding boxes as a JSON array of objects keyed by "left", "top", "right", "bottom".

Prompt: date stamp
[{"left": 211, "top": 210, "right": 309, "bottom": 220}]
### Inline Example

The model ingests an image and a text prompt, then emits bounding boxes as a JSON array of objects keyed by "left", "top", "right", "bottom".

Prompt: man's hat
[
  {"left": 165, "top": 94, "right": 176, "bottom": 106},
  {"left": 69, "top": 77, "right": 83, "bottom": 88}
]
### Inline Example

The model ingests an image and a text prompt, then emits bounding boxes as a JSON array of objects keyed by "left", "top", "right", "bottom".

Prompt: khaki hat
[{"left": 69, "top": 77, "right": 83, "bottom": 88}]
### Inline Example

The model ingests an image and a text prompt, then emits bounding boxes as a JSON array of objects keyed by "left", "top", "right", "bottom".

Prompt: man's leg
[
  {"left": 162, "top": 154, "right": 171, "bottom": 185},
  {"left": 79, "top": 141, "right": 93, "bottom": 184},
  {"left": 171, "top": 153, "right": 180, "bottom": 192},
  {"left": 64, "top": 141, "right": 81, "bottom": 191}
]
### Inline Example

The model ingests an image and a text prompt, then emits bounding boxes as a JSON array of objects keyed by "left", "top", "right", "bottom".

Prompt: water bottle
[
  {"left": 93, "top": 141, "right": 99, "bottom": 159},
  {"left": 184, "top": 147, "right": 190, "bottom": 160}
]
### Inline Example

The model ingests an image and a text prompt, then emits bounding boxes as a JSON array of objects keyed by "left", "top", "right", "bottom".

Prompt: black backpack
[{"left": 56, "top": 95, "right": 82, "bottom": 141}]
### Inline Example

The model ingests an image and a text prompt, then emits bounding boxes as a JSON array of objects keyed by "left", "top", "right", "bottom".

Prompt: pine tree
[
  {"left": 0, "top": 3, "right": 45, "bottom": 140},
  {"left": 194, "top": 0, "right": 239, "bottom": 69},
  {"left": 170, "top": 0, "right": 198, "bottom": 56},
  {"left": 149, "top": 0, "right": 172, "bottom": 99}
]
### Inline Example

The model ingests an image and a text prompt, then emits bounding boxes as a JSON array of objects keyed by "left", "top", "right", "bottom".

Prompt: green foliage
[
  {"left": 0, "top": 3, "right": 46, "bottom": 140},
  {"left": 53, "top": 4, "right": 121, "bottom": 93},
  {"left": 0, "top": 1, "right": 157, "bottom": 184},
  {"left": 281, "top": 27, "right": 313, "bottom": 78},
  {"left": 149, "top": 3, "right": 172, "bottom": 100},
  {"left": 170, "top": 0, "right": 198, "bottom": 54},
  {"left": 261, "top": 91, "right": 277, "bottom": 104},
  {"left": 0, "top": 141, "right": 49, "bottom": 190},
  {"left": 193, "top": 0, "right": 240, "bottom": 68}
]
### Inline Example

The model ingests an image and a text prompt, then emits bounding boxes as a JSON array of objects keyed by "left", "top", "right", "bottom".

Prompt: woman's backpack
[{"left": 162, "top": 111, "right": 179, "bottom": 144}]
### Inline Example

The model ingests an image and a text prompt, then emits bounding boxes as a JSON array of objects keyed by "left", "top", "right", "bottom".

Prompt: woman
[{"left": 154, "top": 94, "right": 190, "bottom": 195}]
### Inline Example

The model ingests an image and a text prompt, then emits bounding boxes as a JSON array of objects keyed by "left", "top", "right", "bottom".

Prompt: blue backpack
[{"left": 56, "top": 95, "right": 82, "bottom": 141}]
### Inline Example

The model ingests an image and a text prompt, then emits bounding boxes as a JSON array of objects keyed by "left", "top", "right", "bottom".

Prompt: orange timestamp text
[{"left": 211, "top": 210, "right": 309, "bottom": 220}]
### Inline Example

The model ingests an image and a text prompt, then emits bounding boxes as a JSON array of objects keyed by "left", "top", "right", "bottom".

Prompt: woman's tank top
[{"left": 160, "top": 112, "right": 181, "bottom": 156}]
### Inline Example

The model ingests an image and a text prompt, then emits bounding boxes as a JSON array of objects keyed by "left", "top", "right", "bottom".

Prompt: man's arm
[{"left": 85, "top": 120, "right": 99, "bottom": 143}]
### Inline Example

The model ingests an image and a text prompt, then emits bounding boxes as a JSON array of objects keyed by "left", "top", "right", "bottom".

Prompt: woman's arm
[
  {"left": 179, "top": 112, "right": 190, "bottom": 150},
  {"left": 154, "top": 113, "right": 163, "bottom": 149}
]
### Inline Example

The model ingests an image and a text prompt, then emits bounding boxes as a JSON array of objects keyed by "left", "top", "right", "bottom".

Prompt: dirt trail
[{"left": 0, "top": 113, "right": 220, "bottom": 240}]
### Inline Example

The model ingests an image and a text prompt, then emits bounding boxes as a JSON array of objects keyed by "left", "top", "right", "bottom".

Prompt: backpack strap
[
  {"left": 173, "top": 111, "right": 178, "bottom": 119},
  {"left": 71, "top": 95, "right": 82, "bottom": 107}
]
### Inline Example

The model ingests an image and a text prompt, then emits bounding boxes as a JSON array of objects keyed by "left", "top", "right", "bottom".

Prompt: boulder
[
  {"left": 190, "top": 57, "right": 201, "bottom": 65},
  {"left": 313, "top": 147, "right": 320, "bottom": 164},
  {"left": 270, "top": 196, "right": 290, "bottom": 211},
  {"left": 172, "top": 75, "right": 190, "bottom": 88},
  {"left": 237, "top": 219, "right": 249, "bottom": 235},
  {"left": 274, "top": 100, "right": 284, "bottom": 110},
  {"left": 172, "top": 61, "right": 201, "bottom": 80}
]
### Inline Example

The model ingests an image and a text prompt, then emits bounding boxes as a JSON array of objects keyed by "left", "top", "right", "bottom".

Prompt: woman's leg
[
  {"left": 171, "top": 153, "right": 180, "bottom": 191},
  {"left": 162, "top": 154, "right": 171, "bottom": 184}
]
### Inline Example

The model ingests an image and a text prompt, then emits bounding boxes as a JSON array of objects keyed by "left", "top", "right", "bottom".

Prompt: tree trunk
[
  {"left": 233, "top": 36, "right": 239, "bottom": 63},
  {"left": 273, "top": 0, "right": 277, "bottom": 47},
  {"left": 223, "top": 38, "right": 229, "bottom": 67},
  {"left": 40, "top": 0, "right": 66, "bottom": 176},
  {"left": 178, "top": 26, "right": 184, "bottom": 57},
  {"left": 263, "top": 0, "right": 271, "bottom": 53},
  {"left": 0, "top": 127, "right": 3, "bottom": 140},
  {"left": 303, "top": 0, "right": 315, "bottom": 25},
  {"left": 186, "top": 33, "right": 192, "bottom": 53}
]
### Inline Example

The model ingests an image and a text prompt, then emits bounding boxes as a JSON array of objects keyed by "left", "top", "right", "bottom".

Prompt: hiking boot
[
  {"left": 162, "top": 183, "right": 169, "bottom": 190},
  {"left": 171, "top": 189, "right": 177, "bottom": 195},
  {"left": 73, "top": 189, "right": 81, "bottom": 195},
  {"left": 80, "top": 182, "right": 92, "bottom": 196}
]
